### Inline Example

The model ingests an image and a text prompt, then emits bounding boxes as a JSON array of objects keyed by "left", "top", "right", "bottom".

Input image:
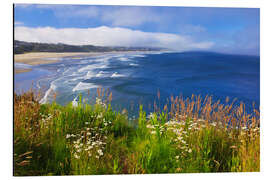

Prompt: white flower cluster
[
  {"left": 146, "top": 124, "right": 165, "bottom": 135},
  {"left": 146, "top": 114, "right": 195, "bottom": 160},
  {"left": 66, "top": 124, "right": 107, "bottom": 160},
  {"left": 95, "top": 112, "right": 112, "bottom": 128},
  {"left": 238, "top": 126, "right": 260, "bottom": 142},
  {"left": 39, "top": 113, "right": 53, "bottom": 129},
  {"left": 96, "top": 97, "right": 107, "bottom": 109}
]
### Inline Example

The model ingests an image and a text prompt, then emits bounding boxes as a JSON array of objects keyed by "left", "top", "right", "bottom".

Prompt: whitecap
[
  {"left": 72, "top": 82, "right": 98, "bottom": 92},
  {"left": 84, "top": 71, "right": 96, "bottom": 79},
  {"left": 78, "top": 63, "right": 108, "bottom": 73},
  {"left": 78, "top": 65, "right": 95, "bottom": 72},
  {"left": 118, "top": 57, "right": 130, "bottom": 61},
  {"left": 129, "top": 63, "right": 139, "bottom": 66},
  {"left": 69, "top": 76, "right": 82, "bottom": 82},
  {"left": 96, "top": 71, "right": 108, "bottom": 77},
  {"left": 111, "top": 72, "right": 125, "bottom": 78},
  {"left": 131, "top": 54, "right": 146, "bottom": 58},
  {"left": 39, "top": 82, "right": 57, "bottom": 104}
]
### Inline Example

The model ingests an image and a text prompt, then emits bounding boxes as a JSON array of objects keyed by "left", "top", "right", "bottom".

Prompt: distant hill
[{"left": 14, "top": 40, "right": 164, "bottom": 54}]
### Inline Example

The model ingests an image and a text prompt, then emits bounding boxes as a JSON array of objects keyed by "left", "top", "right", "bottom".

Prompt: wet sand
[
  {"left": 14, "top": 68, "right": 32, "bottom": 74},
  {"left": 14, "top": 52, "right": 103, "bottom": 74}
]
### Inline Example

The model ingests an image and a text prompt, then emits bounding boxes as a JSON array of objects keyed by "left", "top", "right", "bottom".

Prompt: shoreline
[
  {"left": 14, "top": 52, "right": 104, "bottom": 65},
  {"left": 14, "top": 51, "right": 162, "bottom": 74},
  {"left": 14, "top": 68, "right": 32, "bottom": 74}
]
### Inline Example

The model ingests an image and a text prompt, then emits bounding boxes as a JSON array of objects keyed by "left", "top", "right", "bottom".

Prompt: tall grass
[{"left": 13, "top": 89, "right": 260, "bottom": 175}]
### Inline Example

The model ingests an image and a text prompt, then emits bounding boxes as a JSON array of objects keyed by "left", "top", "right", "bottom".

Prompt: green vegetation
[
  {"left": 14, "top": 40, "right": 163, "bottom": 54},
  {"left": 14, "top": 90, "right": 260, "bottom": 175}
]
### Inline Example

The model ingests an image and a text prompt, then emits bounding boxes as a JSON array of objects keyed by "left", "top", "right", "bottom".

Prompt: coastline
[
  {"left": 14, "top": 51, "right": 162, "bottom": 74},
  {"left": 14, "top": 52, "right": 103, "bottom": 74},
  {"left": 14, "top": 52, "right": 104, "bottom": 65}
]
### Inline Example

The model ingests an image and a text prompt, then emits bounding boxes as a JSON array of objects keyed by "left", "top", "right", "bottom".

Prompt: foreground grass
[{"left": 14, "top": 91, "right": 260, "bottom": 175}]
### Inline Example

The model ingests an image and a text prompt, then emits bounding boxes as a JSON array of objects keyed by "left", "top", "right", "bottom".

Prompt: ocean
[{"left": 14, "top": 51, "right": 260, "bottom": 115}]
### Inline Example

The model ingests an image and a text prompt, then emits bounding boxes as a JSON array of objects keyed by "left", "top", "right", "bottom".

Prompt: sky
[{"left": 14, "top": 4, "right": 260, "bottom": 55}]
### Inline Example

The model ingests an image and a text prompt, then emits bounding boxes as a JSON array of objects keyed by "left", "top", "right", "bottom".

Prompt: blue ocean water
[{"left": 14, "top": 51, "right": 260, "bottom": 115}]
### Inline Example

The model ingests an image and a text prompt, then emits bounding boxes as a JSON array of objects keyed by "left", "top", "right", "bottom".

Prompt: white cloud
[
  {"left": 101, "top": 7, "right": 161, "bottom": 27},
  {"left": 15, "top": 26, "right": 214, "bottom": 51},
  {"left": 38, "top": 5, "right": 100, "bottom": 19},
  {"left": 32, "top": 5, "right": 163, "bottom": 27}
]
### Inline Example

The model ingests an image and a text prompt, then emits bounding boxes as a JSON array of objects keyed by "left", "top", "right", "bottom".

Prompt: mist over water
[{"left": 14, "top": 52, "right": 260, "bottom": 116}]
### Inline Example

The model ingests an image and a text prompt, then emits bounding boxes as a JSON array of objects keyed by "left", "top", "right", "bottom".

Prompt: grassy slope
[{"left": 13, "top": 91, "right": 260, "bottom": 175}]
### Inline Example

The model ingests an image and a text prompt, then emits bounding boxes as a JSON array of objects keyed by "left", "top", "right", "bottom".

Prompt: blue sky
[{"left": 14, "top": 4, "right": 260, "bottom": 55}]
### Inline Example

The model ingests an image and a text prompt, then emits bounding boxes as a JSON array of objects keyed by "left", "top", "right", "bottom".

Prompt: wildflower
[
  {"left": 151, "top": 131, "right": 156, "bottom": 134},
  {"left": 148, "top": 113, "right": 155, "bottom": 119},
  {"left": 95, "top": 155, "right": 99, "bottom": 159},
  {"left": 74, "top": 154, "right": 80, "bottom": 159},
  {"left": 175, "top": 156, "right": 179, "bottom": 159},
  {"left": 146, "top": 124, "right": 154, "bottom": 129},
  {"left": 97, "top": 149, "right": 103, "bottom": 156},
  {"left": 97, "top": 114, "right": 103, "bottom": 119},
  {"left": 253, "top": 128, "right": 259, "bottom": 132},
  {"left": 96, "top": 98, "right": 102, "bottom": 105},
  {"left": 188, "top": 149, "right": 192, "bottom": 153},
  {"left": 177, "top": 136, "right": 183, "bottom": 141},
  {"left": 66, "top": 134, "right": 71, "bottom": 139},
  {"left": 85, "top": 122, "right": 89, "bottom": 125},
  {"left": 98, "top": 141, "right": 103, "bottom": 145}
]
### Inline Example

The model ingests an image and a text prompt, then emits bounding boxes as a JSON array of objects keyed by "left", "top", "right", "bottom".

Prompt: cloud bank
[{"left": 15, "top": 26, "right": 214, "bottom": 51}]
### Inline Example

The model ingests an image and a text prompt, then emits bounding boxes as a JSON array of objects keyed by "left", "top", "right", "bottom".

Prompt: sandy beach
[
  {"left": 14, "top": 52, "right": 103, "bottom": 74},
  {"left": 14, "top": 52, "right": 103, "bottom": 65}
]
